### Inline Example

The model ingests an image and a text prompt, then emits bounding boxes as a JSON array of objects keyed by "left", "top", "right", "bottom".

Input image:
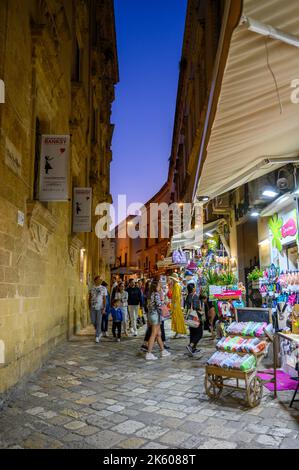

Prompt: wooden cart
[{"left": 205, "top": 364, "right": 264, "bottom": 408}]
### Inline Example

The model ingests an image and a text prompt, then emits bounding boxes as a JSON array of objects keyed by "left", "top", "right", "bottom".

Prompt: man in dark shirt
[{"left": 126, "top": 279, "right": 142, "bottom": 336}]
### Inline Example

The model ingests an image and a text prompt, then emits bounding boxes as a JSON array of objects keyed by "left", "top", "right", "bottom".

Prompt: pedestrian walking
[
  {"left": 115, "top": 282, "right": 129, "bottom": 336},
  {"left": 126, "top": 279, "right": 143, "bottom": 336},
  {"left": 143, "top": 280, "right": 151, "bottom": 317},
  {"left": 111, "top": 299, "right": 123, "bottom": 342},
  {"left": 110, "top": 276, "right": 118, "bottom": 303},
  {"left": 101, "top": 281, "right": 110, "bottom": 337},
  {"left": 141, "top": 282, "right": 170, "bottom": 353},
  {"left": 169, "top": 273, "right": 187, "bottom": 338},
  {"left": 145, "top": 280, "right": 171, "bottom": 361},
  {"left": 89, "top": 276, "right": 107, "bottom": 343},
  {"left": 185, "top": 283, "right": 203, "bottom": 356},
  {"left": 137, "top": 279, "right": 146, "bottom": 328}
]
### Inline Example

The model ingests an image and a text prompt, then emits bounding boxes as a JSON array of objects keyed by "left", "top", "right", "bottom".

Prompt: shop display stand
[
  {"left": 205, "top": 310, "right": 277, "bottom": 407},
  {"left": 205, "top": 365, "right": 263, "bottom": 408}
]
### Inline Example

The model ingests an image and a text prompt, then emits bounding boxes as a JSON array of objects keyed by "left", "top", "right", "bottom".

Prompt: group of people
[
  {"left": 89, "top": 272, "right": 216, "bottom": 360},
  {"left": 89, "top": 276, "right": 146, "bottom": 343}
]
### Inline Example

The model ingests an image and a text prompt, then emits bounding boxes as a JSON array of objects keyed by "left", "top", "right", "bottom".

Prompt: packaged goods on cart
[
  {"left": 216, "top": 336, "right": 267, "bottom": 354},
  {"left": 226, "top": 321, "right": 273, "bottom": 338},
  {"left": 207, "top": 351, "right": 256, "bottom": 371}
]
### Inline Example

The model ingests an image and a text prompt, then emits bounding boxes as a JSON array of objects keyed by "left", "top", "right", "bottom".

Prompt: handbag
[
  {"left": 185, "top": 309, "right": 200, "bottom": 328},
  {"left": 161, "top": 304, "right": 170, "bottom": 320}
]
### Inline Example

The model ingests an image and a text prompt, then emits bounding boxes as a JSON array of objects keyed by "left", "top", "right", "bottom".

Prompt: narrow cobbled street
[{"left": 1, "top": 326, "right": 298, "bottom": 450}]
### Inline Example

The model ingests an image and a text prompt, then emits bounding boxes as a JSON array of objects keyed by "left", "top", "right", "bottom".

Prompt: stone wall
[{"left": 0, "top": 0, "right": 118, "bottom": 393}]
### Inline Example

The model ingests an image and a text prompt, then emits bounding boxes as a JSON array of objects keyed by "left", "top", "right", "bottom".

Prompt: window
[
  {"left": 72, "top": 38, "right": 81, "bottom": 82},
  {"left": 91, "top": 108, "right": 97, "bottom": 143}
]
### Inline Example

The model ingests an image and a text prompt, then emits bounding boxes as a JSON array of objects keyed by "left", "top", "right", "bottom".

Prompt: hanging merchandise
[
  {"left": 172, "top": 248, "right": 187, "bottom": 265},
  {"left": 292, "top": 305, "right": 299, "bottom": 334}
]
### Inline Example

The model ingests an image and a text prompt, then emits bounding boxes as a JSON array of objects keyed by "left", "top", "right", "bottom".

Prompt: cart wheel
[
  {"left": 247, "top": 376, "right": 263, "bottom": 408},
  {"left": 205, "top": 374, "right": 223, "bottom": 399}
]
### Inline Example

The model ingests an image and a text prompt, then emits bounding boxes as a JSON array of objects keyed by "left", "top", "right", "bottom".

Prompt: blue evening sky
[{"left": 111, "top": 0, "right": 187, "bottom": 222}]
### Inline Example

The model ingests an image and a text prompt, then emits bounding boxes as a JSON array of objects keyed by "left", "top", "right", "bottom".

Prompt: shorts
[{"left": 148, "top": 312, "right": 161, "bottom": 326}]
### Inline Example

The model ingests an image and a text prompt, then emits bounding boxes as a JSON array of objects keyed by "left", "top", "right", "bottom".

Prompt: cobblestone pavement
[{"left": 0, "top": 323, "right": 298, "bottom": 449}]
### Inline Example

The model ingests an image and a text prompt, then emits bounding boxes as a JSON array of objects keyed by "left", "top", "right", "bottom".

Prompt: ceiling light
[
  {"left": 197, "top": 196, "right": 210, "bottom": 203},
  {"left": 250, "top": 211, "right": 260, "bottom": 218},
  {"left": 206, "top": 232, "right": 214, "bottom": 238},
  {"left": 263, "top": 190, "right": 278, "bottom": 198},
  {"left": 258, "top": 239, "right": 270, "bottom": 246}
]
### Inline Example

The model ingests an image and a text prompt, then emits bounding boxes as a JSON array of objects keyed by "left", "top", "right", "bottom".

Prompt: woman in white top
[{"left": 115, "top": 282, "right": 129, "bottom": 336}]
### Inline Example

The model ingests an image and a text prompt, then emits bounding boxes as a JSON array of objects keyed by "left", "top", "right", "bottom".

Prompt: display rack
[
  {"left": 205, "top": 365, "right": 263, "bottom": 408},
  {"left": 205, "top": 308, "right": 278, "bottom": 407}
]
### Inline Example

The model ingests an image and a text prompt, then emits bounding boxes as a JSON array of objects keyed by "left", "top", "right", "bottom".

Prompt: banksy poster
[
  {"left": 73, "top": 188, "right": 92, "bottom": 233},
  {"left": 39, "top": 135, "right": 70, "bottom": 201}
]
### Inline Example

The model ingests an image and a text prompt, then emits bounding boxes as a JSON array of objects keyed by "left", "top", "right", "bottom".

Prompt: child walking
[{"left": 111, "top": 299, "right": 123, "bottom": 342}]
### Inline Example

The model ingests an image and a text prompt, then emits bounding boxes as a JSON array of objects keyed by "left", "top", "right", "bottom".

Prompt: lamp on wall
[{"left": 241, "top": 16, "right": 299, "bottom": 49}]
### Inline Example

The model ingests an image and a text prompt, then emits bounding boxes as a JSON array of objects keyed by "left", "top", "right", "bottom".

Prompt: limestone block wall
[{"left": 0, "top": 0, "right": 118, "bottom": 393}]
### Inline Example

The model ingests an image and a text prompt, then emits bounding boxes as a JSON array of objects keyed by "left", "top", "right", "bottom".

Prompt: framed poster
[
  {"left": 39, "top": 135, "right": 70, "bottom": 201},
  {"left": 73, "top": 188, "right": 92, "bottom": 233}
]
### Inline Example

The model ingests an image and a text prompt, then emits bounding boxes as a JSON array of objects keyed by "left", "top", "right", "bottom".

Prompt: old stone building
[
  {"left": 0, "top": 0, "right": 118, "bottom": 393},
  {"left": 169, "top": 0, "right": 227, "bottom": 205}
]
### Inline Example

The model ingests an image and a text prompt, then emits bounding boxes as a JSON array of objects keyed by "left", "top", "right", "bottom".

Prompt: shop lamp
[
  {"left": 250, "top": 211, "right": 260, "bottom": 218},
  {"left": 259, "top": 239, "right": 270, "bottom": 247},
  {"left": 206, "top": 232, "right": 214, "bottom": 238},
  {"left": 263, "top": 189, "right": 278, "bottom": 198},
  {"left": 241, "top": 16, "right": 299, "bottom": 49},
  {"left": 197, "top": 196, "right": 210, "bottom": 203}
]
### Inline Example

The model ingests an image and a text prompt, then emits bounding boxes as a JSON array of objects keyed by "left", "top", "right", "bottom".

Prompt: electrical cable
[{"left": 264, "top": 37, "right": 283, "bottom": 115}]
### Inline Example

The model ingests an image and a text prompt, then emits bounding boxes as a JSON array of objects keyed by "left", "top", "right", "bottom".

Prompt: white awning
[
  {"left": 170, "top": 218, "right": 226, "bottom": 251},
  {"left": 196, "top": 0, "right": 299, "bottom": 200}
]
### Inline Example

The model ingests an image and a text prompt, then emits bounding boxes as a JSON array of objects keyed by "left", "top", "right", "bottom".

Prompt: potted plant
[{"left": 247, "top": 267, "right": 264, "bottom": 289}]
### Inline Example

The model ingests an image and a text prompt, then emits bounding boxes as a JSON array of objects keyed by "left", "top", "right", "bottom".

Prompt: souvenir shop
[{"left": 168, "top": 204, "right": 299, "bottom": 409}]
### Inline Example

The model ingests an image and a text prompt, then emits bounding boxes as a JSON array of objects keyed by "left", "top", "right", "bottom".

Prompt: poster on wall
[
  {"left": 73, "top": 188, "right": 92, "bottom": 233},
  {"left": 39, "top": 135, "right": 70, "bottom": 201}
]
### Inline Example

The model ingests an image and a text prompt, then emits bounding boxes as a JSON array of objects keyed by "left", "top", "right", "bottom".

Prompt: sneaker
[
  {"left": 140, "top": 344, "right": 148, "bottom": 353},
  {"left": 161, "top": 349, "right": 171, "bottom": 357},
  {"left": 95, "top": 337, "right": 100, "bottom": 343},
  {"left": 186, "top": 345, "right": 194, "bottom": 356},
  {"left": 145, "top": 353, "right": 158, "bottom": 361},
  {"left": 193, "top": 348, "right": 202, "bottom": 355},
  {"left": 163, "top": 344, "right": 171, "bottom": 350},
  {"left": 130, "top": 328, "right": 135, "bottom": 335},
  {"left": 103, "top": 332, "right": 109, "bottom": 338}
]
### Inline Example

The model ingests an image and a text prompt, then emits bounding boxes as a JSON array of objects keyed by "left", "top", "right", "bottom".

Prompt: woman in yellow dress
[{"left": 169, "top": 273, "right": 187, "bottom": 337}]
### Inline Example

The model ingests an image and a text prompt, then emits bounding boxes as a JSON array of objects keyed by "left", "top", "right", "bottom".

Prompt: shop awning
[
  {"left": 170, "top": 218, "right": 226, "bottom": 251},
  {"left": 195, "top": 0, "right": 299, "bottom": 201},
  {"left": 110, "top": 267, "right": 141, "bottom": 275}
]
